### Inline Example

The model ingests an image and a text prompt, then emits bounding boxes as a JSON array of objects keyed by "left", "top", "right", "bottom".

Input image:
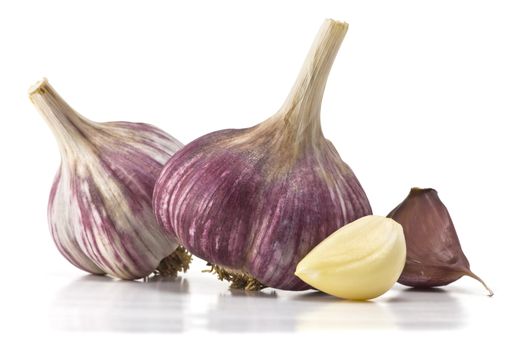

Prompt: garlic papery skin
[
  {"left": 295, "top": 216, "right": 406, "bottom": 301},
  {"left": 153, "top": 19, "right": 372, "bottom": 290},
  {"left": 30, "top": 78, "right": 189, "bottom": 280},
  {"left": 388, "top": 188, "right": 493, "bottom": 296}
]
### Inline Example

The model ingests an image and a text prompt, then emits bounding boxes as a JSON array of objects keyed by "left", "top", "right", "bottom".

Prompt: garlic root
[
  {"left": 155, "top": 246, "right": 193, "bottom": 277},
  {"left": 204, "top": 264, "right": 267, "bottom": 291}
]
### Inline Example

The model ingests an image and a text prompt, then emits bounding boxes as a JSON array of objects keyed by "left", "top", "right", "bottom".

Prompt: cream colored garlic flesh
[{"left": 295, "top": 215, "right": 406, "bottom": 300}]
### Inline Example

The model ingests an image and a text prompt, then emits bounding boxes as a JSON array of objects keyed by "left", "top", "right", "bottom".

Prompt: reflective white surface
[{"left": 24, "top": 259, "right": 494, "bottom": 333}]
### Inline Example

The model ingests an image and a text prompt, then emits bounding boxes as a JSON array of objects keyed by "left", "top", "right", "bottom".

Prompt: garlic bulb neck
[
  {"left": 275, "top": 19, "right": 348, "bottom": 144},
  {"left": 29, "top": 78, "right": 97, "bottom": 156}
]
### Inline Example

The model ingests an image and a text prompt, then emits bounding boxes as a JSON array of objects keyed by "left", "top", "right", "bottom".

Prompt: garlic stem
[
  {"left": 29, "top": 78, "right": 97, "bottom": 156},
  {"left": 278, "top": 19, "right": 348, "bottom": 141}
]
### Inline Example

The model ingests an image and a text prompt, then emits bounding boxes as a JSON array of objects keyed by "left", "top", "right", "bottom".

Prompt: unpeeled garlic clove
[
  {"left": 153, "top": 19, "right": 372, "bottom": 291},
  {"left": 387, "top": 188, "right": 493, "bottom": 296},
  {"left": 30, "top": 79, "right": 190, "bottom": 279},
  {"left": 295, "top": 215, "right": 406, "bottom": 300}
]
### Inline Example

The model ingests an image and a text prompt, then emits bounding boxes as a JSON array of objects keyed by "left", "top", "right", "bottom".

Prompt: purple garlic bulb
[
  {"left": 153, "top": 19, "right": 372, "bottom": 291},
  {"left": 30, "top": 79, "right": 190, "bottom": 280}
]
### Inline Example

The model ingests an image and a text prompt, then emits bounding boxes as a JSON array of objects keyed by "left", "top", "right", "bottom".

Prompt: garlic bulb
[
  {"left": 30, "top": 79, "right": 190, "bottom": 279},
  {"left": 154, "top": 19, "right": 372, "bottom": 290},
  {"left": 295, "top": 215, "right": 406, "bottom": 300}
]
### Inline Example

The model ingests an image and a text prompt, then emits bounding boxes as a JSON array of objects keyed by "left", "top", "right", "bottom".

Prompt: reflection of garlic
[
  {"left": 296, "top": 301, "right": 396, "bottom": 330},
  {"left": 51, "top": 276, "right": 190, "bottom": 332},
  {"left": 295, "top": 216, "right": 406, "bottom": 300},
  {"left": 30, "top": 79, "right": 190, "bottom": 279}
]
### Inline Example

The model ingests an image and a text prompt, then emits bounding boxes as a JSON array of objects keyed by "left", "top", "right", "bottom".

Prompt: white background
[{"left": 0, "top": 0, "right": 524, "bottom": 348}]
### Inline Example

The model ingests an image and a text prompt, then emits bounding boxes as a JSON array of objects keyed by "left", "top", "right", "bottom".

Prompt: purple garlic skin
[
  {"left": 154, "top": 20, "right": 372, "bottom": 290},
  {"left": 31, "top": 79, "right": 185, "bottom": 279},
  {"left": 388, "top": 188, "right": 493, "bottom": 296}
]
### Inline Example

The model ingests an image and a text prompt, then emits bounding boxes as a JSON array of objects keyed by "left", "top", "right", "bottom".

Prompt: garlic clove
[
  {"left": 31, "top": 78, "right": 190, "bottom": 279},
  {"left": 387, "top": 188, "right": 493, "bottom": 296},
  {"left": 153, "top": 19, "right": 372, "bottom": 290},
  {"left": 295, "top": 215, "right": 406, "bottom": 301}
]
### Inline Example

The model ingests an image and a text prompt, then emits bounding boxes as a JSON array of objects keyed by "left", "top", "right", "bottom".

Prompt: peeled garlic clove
[
  {"left": 295, "top": 215, "right": 406, "bottom": 301},
  {"left": 30, "top": 79, "right": 190, "bottom": 279},
  {"left": 153, "top": 19, "right": 372, "bottom": 291},
  {"left": 387, "top": 188, "right": 493, "bottom": 296}
]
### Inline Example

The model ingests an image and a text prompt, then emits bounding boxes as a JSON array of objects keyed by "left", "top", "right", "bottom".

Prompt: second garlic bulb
[{"left": 31, "top": 79, "right": 190, "bottom": 280}]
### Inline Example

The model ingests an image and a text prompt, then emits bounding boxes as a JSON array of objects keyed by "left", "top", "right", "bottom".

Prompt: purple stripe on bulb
[{"left": 48, "top": 170, "right": 105, "bottom": 275}]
